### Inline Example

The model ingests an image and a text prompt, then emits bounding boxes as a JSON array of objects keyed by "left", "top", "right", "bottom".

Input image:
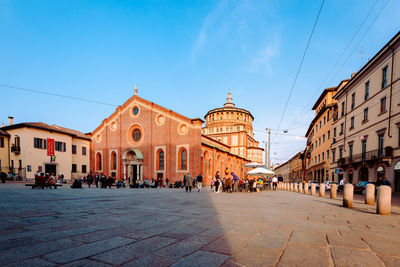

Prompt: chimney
[
  {"left": 8, "top": 116, "right": 14, "bottom": 126},
  {"left": 351, "top": 72, "right": 357, "bottom": 78}
]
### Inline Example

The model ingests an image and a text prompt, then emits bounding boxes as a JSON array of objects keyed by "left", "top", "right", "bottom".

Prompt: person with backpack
[{"left": 196, "top": 173, "right": 203, "bottom": 192}]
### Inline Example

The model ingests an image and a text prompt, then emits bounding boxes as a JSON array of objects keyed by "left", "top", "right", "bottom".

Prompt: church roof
[{"left": 204, "top": 92, "right": 254, "bottom": 119}]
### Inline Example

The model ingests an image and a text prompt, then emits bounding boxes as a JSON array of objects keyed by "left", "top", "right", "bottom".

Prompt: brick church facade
[{"left": 89, "top": 87, "right": 261, "bottom": 184}]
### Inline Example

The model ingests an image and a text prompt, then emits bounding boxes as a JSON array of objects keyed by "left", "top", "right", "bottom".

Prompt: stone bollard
[
  {"left": 311, "top": 183, "right": 317, "bottom": 196},
  {"left": 343, "top": 184, "right": 354, "bottom": 208},
  {"left": 290, "top": 183, "right": 294, "bottom": 191},
  {"left": 319, "top": 184, "right": 325, "bottom": 197},
  {"left": 299, "top": 183, "right": 303, "bottom": 193},
  {"left": 365, "top": 184, "right": 375, "bottom": 205},
  {"left": 330, "top": 184, "right": 337, "bottom": 199},
  {"left": 304, "top": 184, "right": 309, "bottom": 194},
  {"left": 283, "top": 183, "right": 286, "bottom": 190},
  {"left": 294, "top": 183, "right": 298, "bottom": 192},
  {"left": 377, "top": 185, "right": 391, "bottom": 215}
]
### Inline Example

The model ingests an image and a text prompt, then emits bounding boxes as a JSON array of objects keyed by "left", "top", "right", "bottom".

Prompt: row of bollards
[{"left": 280, "top": 182, "right": 392, "bottom": 215}]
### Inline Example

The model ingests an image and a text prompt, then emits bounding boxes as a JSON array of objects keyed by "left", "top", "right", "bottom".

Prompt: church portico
[{"left": 122, "top": 149, "right": 143, "bottom": 184}]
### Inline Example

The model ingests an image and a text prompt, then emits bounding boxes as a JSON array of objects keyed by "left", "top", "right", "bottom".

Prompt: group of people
[{"left": 182, "top": 173, "right": 203, "bottom": 192}]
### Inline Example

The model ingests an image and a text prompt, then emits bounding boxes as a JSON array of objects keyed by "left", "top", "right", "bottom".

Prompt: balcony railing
[{"left": 337, "top": 149, "right": 391, "bottom": 166}]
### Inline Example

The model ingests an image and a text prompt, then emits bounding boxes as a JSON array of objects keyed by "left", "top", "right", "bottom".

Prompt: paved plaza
[{"left": 1, "top": 184, "right": 400, "bottom": 266}]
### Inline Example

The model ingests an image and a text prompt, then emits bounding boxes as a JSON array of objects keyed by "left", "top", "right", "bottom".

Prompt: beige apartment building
[
  {"left": 0, "top": 128, "right": 10, "bottom": 172},
  {"left": 1, "top": 119, "right": 90, "bottom": 180},
  {"left": 330, "top": 31, "right": 400, "bottom": 193},
  {"left": 273, "top": 159, "right": 290, "bottom": 182},
  {"left": 304, "top": 81, "right": 348, "bottom": 182}
]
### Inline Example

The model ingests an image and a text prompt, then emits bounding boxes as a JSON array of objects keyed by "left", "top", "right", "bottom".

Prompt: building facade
[
  {"left": 202, "top": 92, "right": 264, "bottom": 164},
  {"left": 89, "top": 89, "right": 251, "bottom": 184},
  {"left": 0, "top": 128, "right": 10, "bottom": 172},
  {"left": 330, "top": 31, "right": 400, "bottom": 193},
  {"left": 1, "top": 120, "right": 90, "bottom": 180},
  {"left": 304, "top": 81, "right": 348, "bottom": 182},
  {"left": 289, "top": 152, "right": 304, "bottom": 183}
]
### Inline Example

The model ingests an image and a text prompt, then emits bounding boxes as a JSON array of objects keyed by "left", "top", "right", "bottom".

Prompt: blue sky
[{"left": 1, "top": 0, "right": 399, "bottom": 164}]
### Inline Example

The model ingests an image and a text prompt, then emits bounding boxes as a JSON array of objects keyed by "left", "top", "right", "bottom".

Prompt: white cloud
[{"left": 249, "top": 39, "right": 280, "bottom": 74}]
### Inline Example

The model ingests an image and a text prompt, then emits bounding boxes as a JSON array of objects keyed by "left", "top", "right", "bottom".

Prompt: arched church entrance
[{"left": 123, "top": 148, "right": 144, "bottom": 185}]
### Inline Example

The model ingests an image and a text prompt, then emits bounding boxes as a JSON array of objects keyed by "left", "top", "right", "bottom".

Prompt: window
[
  {"left": 179, "top": 148, "right": 187, "bottom": 170},
  {"left": 341, "top": 102, "right": 345, "bottom": 117},
  {"left": 72, "top": 164, "right": 77, "bottom": 173},
  {"left": 82, "top": 165, "right": 87, "bottom": 173},
  {"left": 96, "top": 152, "right": 102, "bottom": 170},
  {"left": 323, "top": 116, "right": 326, "bottom": 124},
  {"left": 365, "top": 81, "right": 370, "bottom": 100},
  {"left": 380, "top": 97, "right": 387, "bottom": 113},
  {"left": 316, "top": 125, "right": 318, "bottom": 132},
  {"left": 111, "top": 151, "right": 117, "bottom": 170},
  {"left": 82, "top": 146, "right": 87, "bottom": 155},
  {"left": 132, "top": 129, "right": 141, "bottom": 142},
  {"left": 322, "top": 152, "right": 325, "bottom": 161},
  {"left": 362, "top": 140, "right": 367, "bottom": 160},
  {"left": 0, "top": 137, "right": 3, "bottom": 147},
  {"left": 133, "top": 106, "right": 139, "bottom": 115},
  {"left": 315, "top": 141, "right": 317, "bottom": 148},
  {"left": 319, "top": 121, "right": 322, "bottom": 128},
  {"left": 340, "top": 123, "right": 344, "bottom": 134},
  {"left": 72, "top": 145, "right": 77, "bottom": 154},
  {"left": 382, "top": 65, "right": 388, "bottom": 88},
  {"left": 332, "top": 150, "right": 336, "bottom": 162},
  {"left": 33, "top": 137, "right": 46, "bottom": 149},
  {"left": 157, "top": 149, "right": 164, "bottom": 170},
  {"left": 351, "top": 93, "right": 355, "bottom": 110},
  {"left": 318, "top": 155, "right": 320, "bottom": 162},
  {"left": 327, "top": 131, "right": 330, "bottom": 139},
  {"left": 55, "top": 141, "right": 66, "bottom": 152},
  {"left": 364, "top": 108, "right": 369, "bottom": 121},
  {"left": 327, "top": 150, "right": 329, "bottom": 159},
  {"left": 319, "top": 138, "right": 321, "bottom": 146},
  {"left": 349, "top": 144, "right": 353, "bottom": 159},
  {"left": 378, "top": 134, "right": 384, "bottom": 157},
  {"left": 333, "top": 128, "right": 336, "bottom": 138},
  {"left": 323, "top": 134, "right": 325, "bottom": 143},
  {"left": 350, "top": 117, "right": 354, "bottom": 129},
  {"left": 339, "top": 148, "right": 343, "bottom": 159}
]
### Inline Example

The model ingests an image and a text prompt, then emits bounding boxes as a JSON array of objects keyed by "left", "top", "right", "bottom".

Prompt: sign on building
[{"left": 47, "top": 138, "right": 55, "bottom": 156}]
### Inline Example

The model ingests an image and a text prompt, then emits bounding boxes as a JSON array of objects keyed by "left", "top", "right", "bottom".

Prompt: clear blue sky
[{"left": 1, "top": 0, "right": 399, "bottom": 164}]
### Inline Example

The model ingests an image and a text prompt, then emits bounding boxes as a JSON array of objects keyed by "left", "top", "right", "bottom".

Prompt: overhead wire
[{"left": 271, "top": 0, "right": 325, "bottom": 145}]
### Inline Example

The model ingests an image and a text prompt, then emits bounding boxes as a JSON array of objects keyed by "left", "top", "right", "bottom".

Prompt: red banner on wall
[{"left": 47, "top": 138, "right": 55, "bottom": 156}]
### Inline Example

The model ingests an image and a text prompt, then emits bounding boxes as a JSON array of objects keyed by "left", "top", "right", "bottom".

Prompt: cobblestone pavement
[{"left": 1, "top": 184, "right": 400, "bottom": 267}]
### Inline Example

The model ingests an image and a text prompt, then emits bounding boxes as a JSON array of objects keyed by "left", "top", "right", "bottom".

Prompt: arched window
[
  {"left": 96, "top": 152, "right": 102, "bottom": 170},
  {"left": 111, "top": 151, "right": 117, "bottom": 170},
  {"left": 179, "top": 148, "right": 187, "bottom": 170},
  {"left": 157, "top": 149, "right": 164, "bottom": 170}
]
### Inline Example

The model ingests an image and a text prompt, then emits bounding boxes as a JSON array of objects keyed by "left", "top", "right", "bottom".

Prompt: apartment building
[
  {"left": 330, "top": 31, "right": 400, "bottom": 193},
  {"left": 1, "top": 119, "right": 90, "bottom": 180},
  {"left": 304, "top": 81, "right": 348, "bottom": 183},
  {"left": 0, "top": 128, "right": 10, "bottom": 172}
]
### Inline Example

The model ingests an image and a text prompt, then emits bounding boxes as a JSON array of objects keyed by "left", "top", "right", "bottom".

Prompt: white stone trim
[{"left": 154, "top": 146, "right": 166, "bottom": 175}]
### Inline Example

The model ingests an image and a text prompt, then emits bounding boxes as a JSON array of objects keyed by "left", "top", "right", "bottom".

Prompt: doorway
[
  {"left": 45, "top": 164, "right": 56, "bottom": 175},
  {"left": 132, "top": 165, "right": 138, "bottom": 182},
  {"left": 359, "top": 166, "right": 369, "bottom": 182},
  {"left": 395, "top": 171, "right": 400, "bottom": 193}
]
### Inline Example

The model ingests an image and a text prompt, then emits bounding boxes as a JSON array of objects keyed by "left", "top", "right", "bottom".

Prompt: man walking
[
  {"left": 185, "top": 173, "right": 194, "bottom": 192},
  {"left": 231, "top": 172, "right": 239, "bottom": 192},
  {"left": 196, "top": 173, "right": 203, "bottom": 192},
  {"left": 272, "top": 175, "right": 278, "bottom": 191}
]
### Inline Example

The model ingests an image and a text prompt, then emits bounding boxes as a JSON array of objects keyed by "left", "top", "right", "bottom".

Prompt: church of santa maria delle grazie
[{"left": 90, "top": 86, "right": 263, "bottom": 184}]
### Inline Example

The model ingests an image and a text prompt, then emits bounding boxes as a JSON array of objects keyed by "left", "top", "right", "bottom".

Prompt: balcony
[
  {"left": 11, "top": 145, "right": 21, "bottom": 154},
  {"left": 337, "top": 148, "right": 392, "bottom": 167}
]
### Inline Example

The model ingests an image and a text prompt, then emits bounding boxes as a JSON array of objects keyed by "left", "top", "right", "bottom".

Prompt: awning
[{"left": 377, "top": 166, "right": 384, "bottom": 172}]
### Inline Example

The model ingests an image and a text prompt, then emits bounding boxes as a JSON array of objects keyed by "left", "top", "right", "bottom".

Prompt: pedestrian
[
  {"left": 272, "top": 175, "right": 278, "bottom": 191},
  {"left": 339, "top": 177, "right": 344, "bottom": 191},
  {"left": 0, "top": 169, "right": 6, "bottom": 183},
  {"left": 166, "top": 177, "right": 169, "bottom": 188},
  {"left": 214, "top": 171, "right": 220, "bottom": 193},
  {"left": 87, "top": 174, "right": 93, "bottom": 188},
  {"left": 231, "top": 172, "right": 239, "bottom": 192},
  {"left": 45, "top": 173, "right": 56, "bottom": 189},
  {"left": 184, "top": 173, "right": 194, "bottom": 192},
  {"left": 95, "top": 174, "right": 99, "bottom": 188},
  {"left": 196, "top": 173, "right": 203, "bottom": 192}
]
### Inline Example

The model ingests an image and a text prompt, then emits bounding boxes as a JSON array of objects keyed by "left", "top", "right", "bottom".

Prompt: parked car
[
  {"left": 354, "top": 181, "right": 370, "bottom": 194},
  {"left": 324, "top": 181, "right": 333, "bottom": 191},
  {"left": 308, "top": 181, "right": 320, "bottom": 189}
]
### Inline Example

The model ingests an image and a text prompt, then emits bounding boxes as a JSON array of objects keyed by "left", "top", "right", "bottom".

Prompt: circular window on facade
[
  {"left": 132, "top": 128, "right": 141, "bottom": 142},
  {"left": 127, "top": 124, "right": 143, "bottom": 146},
  {"left": 95, "top": 133, "right": 102, "bottom": 143},
  {"left": 133, "top": 106, "right": 139, "bottom": 116},
  {"left": 110, "top": 121, "right": 117, "bottom": 131},
  {"left": 155, "top": 114, "right": 165, "bottom": 126},
  {"left": 178, "top": 124, "right": 188, "bottom": 135}
]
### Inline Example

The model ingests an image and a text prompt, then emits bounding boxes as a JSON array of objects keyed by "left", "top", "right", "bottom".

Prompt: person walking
[
  {"left": 272, "top": 175, "right": 278, "bottom": 191},
  {"left": 339, "top": 177, "right": 345, "bottom": 191},
  {"left": 87, "top": 175, "right": 93, "bottom": 188},
  {"left": 185, "top": 173, "right": 194, "bottom": 192},
  {"left": 231, "top": 172, "right": 239, "bottom": 192},
  {"left": 95, "top": 174, "right": 99, "bottom": 188},
  {"left": 0, "top": 170, "right": 6, "bottom": 183},
  {"left": 214, "top": 171, "right": 220, "bottom": 193},
  {"left": 196, "top": 173, "right": 203, "bottom": 192}
]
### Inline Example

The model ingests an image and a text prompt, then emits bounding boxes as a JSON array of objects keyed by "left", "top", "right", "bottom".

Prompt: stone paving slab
[{"left": 1, "top": 184, "right": 400, "bottom": 266}]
